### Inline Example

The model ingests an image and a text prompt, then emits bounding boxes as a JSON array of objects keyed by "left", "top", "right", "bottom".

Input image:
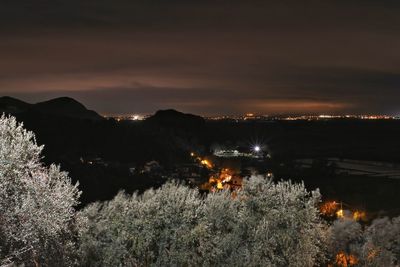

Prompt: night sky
[{"left": 1, "top": 0, "right": 400, "bottom": 115}]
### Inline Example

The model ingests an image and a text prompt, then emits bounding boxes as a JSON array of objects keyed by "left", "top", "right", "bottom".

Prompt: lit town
[{"left": 1, "top": 1, "right": 400, "bottom": 266}]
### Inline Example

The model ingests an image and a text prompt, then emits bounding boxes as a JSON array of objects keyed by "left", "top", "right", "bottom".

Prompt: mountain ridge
[
  {"left": 145, "top": 109, "right": 205, "bottom": 128},
  {"left": 0, "top": 96, "right": 32, "bottom": 114},
  {"left": 0, "top": 96, "right": 104, "bottom": 121}
]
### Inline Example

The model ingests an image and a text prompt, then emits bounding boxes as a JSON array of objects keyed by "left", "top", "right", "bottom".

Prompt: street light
[{"left": 254, "top": 145, "right": 261, "bottom": 152}]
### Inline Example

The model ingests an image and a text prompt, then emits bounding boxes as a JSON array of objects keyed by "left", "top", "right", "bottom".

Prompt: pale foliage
[
  {"left": 361, "top": 216, "right": 400, "bottom": 266},
  {"left": 0, "top": 114, "right": 81, "bottom": 266},
  {"left": 328, "top": 218, "right": 363, "bottom": 256},
  {"left": 79, "top": 176, "right": 327, "bottom": 266},
  {"left": 4, "top": 114, "right": 400, "bottom": 266},
  {"left": 328, "top": 216, "right": 400, "bottom": 266}
]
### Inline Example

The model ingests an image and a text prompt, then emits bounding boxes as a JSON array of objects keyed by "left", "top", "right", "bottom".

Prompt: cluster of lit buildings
[
  {"left": 213, "top": 147, "right": 269, "bottom": 159},
  {"left": 104, "top": 112, "right": 400, "bottom": 122},
  {"left": 205, "top": 113, "right": 269, "bottom": 121},
  {"left": 189, "top": 146, "right": 273, "bottom": 192},
  {"left": 206, "top": 113, "right": 400, "bottom": 122},
  {"left": 104, "top": 114, "right": 150, "bottom": 121},
  {"left": 281, "top": 114, "right": 398, "bottom": 121},
  {"left": 319, "top": 200, "right": 367, "bottom": 222}
]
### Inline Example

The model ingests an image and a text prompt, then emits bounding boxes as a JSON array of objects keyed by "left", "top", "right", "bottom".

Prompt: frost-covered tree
[
  {"left": 227, "top": 177, "right": 327, "bottom": 266},
  {"left": 0, "top": 114, "right": 81, "bottom": 266},
  {"left": 79, "top": 176, "right": 327, "bottom": 266},
  {"left": 328, "top": 216, "right": 400, "bottom": 266},
  {"left": 328, "top": 218, "right": 363, "bottom": 254},
  {"left": 360, "top": 216, "right": 400, "bottom": 266},
  {"left": 79, "top": 183, "right": 204, "bottom": 266},
  {"left": 327, "top": 218, "right": 363, "bottom": 265}
]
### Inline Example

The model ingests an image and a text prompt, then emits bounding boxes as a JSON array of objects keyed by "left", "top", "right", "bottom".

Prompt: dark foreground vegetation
[
  {"left": 1, "top": 114, "right": 400, "bottom": 266},
  {"left": 1, "top": 97, "right": 400, "bottom": 215}
]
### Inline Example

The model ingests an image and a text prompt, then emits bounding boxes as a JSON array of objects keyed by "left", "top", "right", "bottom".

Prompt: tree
[
  {"left": 79, "top": 176, "right": 327, "bottom": 266},
  {"left": 361, "top": 216, "right": 400, "bottom": 266},
  {"left": 0, "top": 114, "right": 81, "bottom": 266},
  {"left": 327, "top": 216, "right": 400, "bottom": 266}
]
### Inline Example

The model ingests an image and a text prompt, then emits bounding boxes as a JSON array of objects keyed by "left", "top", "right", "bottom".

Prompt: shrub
[
  {"left": 79, "top": 176, "right": 327, "bottom": 266},
  {"left": 0, "top": 115, "right": 81, "bottom": 266}
]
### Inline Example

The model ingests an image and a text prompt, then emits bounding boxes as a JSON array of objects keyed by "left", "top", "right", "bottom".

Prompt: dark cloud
[
  {"left": 1, "top": 1, "right": 400, "bottom": 115},
  {"left": 2, "top": 0, "right": 400, "bottom": 33}
]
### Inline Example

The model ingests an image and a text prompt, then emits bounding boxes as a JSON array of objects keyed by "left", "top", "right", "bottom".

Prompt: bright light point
[
  {"left": 130, "top": 114, "right": 143, "bottom": 121},
  {"left": 201, "top": 159, "right": 212, "bottom": 168},
  {"left": 254, "top": 145, "right": 261, "bottom": 152},
  {"left": 336, "top": 209, "right": 344, "bottom": 218}
]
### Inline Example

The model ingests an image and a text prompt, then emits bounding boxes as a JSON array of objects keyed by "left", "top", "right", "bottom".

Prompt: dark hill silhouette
[
  {"left": 30, "top": 97, "right": 103, "bottom": 121},
  {"left": 2, "top": 96, "right": 400, "bottom": 212},
  {"left": 0, "top": 96, "right": 103, "bottom": 121},
  {"left": 0, "top": 96, "right": 32, "bottom": 114},
  {"left": 145, "top": 109, "right": 205, "bottom": 128}
]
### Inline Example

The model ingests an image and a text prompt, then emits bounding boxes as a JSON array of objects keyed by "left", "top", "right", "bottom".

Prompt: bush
[
  {"left": 0, "top": 115, "right": 81, "bottom": 266},
  {"left": 79, "top": 176, "right": 327, "bottom": 266},
  {"left": 328, "top": 216, "right": 400, "bottom": 266}
]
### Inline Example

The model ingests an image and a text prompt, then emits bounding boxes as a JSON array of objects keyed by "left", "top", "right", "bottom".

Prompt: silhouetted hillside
[
  {"left": 29, "top": 97, "right": 104, "bottom": 121},
  {"left": 145, "top": 109, "right": 205, "bottom": 129},
  {"left": 0, "top": 96, "right": 32, "bottom": 114},
  {"left": 0, "top": 96, "right": 103, "bottom": 121},
  {"left": 144, "top": 109, "right": 207, "bottom": 159},
  {"left": 3, "top": 96, "right": 400, "bottom": 209}
]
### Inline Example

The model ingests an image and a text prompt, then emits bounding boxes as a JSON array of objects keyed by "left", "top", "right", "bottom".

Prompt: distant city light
[
  {"left": 105, "top": 114, "right": 150, "bottom": 121},
  {"left": 336, "top": 209, "right": 344, "bottom": 218},
  {"left": 254, "top": 145, "right": 261, "bottom": 152},
  {"left": 205, "top": 114, "right": 397, "bottom": 121},
  {"left": 200, "top": 159, "right": 212, "bottom": 168}
]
